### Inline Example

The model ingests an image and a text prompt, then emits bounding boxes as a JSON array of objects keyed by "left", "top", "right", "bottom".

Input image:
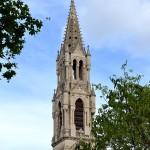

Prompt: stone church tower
[{"left": 52, "top": 0, "right": 96, "bottom": 149}]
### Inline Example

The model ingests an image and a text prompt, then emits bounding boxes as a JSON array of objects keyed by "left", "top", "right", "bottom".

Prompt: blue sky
[{"left": 0, "top": 0, "right": 150, "bottom": 149}]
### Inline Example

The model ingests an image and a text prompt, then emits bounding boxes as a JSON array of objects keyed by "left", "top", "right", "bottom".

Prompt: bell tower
[{"left": 52, "top": 0, "right": 96, "bottom": 149}]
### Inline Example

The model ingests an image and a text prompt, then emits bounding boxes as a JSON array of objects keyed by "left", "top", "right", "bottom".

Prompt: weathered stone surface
[{"left": 52, "top": 0, "right": 96, "bottom": 149}]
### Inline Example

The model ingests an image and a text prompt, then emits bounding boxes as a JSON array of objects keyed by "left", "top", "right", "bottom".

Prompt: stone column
[
  {"left": 87, "top": 68, "right": 90, "bottom": 82},
  {"left": 55, "top": 111, "right": 59, "bottom": 140},
  {"left": 83, "top": 64, "right": 86, "bottom": 81},
  {"left": 71, "top": 106, "right": 76, "bottom": 136},
  {"left": 84, "top": 108, "right": 90, "bottom": 136},
  {"left": 76, "top": 62, "right": 79, "bottom": 80}
]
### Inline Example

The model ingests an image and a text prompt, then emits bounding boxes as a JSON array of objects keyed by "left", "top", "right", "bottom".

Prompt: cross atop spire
[{"left": 61, "top": 0, "right": 85, "bottom": 54}]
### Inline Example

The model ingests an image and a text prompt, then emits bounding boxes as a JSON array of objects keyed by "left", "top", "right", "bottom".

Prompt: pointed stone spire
[
  {"left": 52, "top": 89, "right": 56, "bottom": 102},
  {"left": 70, "top": 0, "right": 76, "bottom": 16},
  {"left": 62, "top": 0, "right": 85, "bottom": 54},
  {"left": 56, "top": 50, "right": 60, "bottom": 61},
  {"left": 87, "top": 45, "right": 91, "bottom": 56},
  {"left": 91, "top": 84, "right": 96, "bottom": 96}
]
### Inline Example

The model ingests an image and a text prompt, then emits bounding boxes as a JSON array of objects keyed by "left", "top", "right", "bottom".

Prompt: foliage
[
  {"left": 0, "top": 0, "right": 43, "bottom": 81},
  {"left": 79, "top": 62, "right": 150, "bottom": 149},
  {"left": 75, "top": 139, "right": 94, "bottom": 150}
]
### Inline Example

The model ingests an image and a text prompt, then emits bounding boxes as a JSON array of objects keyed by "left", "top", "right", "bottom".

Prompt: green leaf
[{"left": 0, "top": 0, "right": 43, "bottom": 81}]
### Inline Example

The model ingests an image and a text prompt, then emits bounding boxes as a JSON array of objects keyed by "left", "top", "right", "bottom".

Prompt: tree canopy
[
  {"left": 0, "top": 0, "right": 42, "bottom": 81},
  {"left": 78, "top": 62, "right": 150, "bottom": 150}
]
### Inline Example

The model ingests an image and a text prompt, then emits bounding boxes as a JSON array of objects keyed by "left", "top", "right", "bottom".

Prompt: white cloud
[
  {"left": 0, "top": 99, "right": 53, "bottom": 150},
  {"left": 78, "top": 0, "right": 150, "bottom": 57},
  {"left": 0, "top": 46, "right": 55, "bottom": 150}
]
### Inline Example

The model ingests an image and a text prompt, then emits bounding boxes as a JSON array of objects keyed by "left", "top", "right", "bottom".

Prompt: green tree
[
  {"left": 79, "top": 62, "right": 150, "bottom": 149},
  {"left": 0, "top": 0, "right": 42, "bottom": 81}
]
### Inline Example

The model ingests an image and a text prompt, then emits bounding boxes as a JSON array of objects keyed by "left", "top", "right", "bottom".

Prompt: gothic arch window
[
  {"left": 74, "top": 99, "right": 84, "bottom": 130},
  {"left": 58, "top": 102, "right": 62, "bottom": 131},
  {"left": 73, "top": 59, "right": 77, "bottom": 80},
  {"left": 79, "top": 60, "right": 83, "bottom": 80}
]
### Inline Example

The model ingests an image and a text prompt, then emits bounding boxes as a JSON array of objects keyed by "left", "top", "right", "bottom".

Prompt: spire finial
[
  {"left": 87, "top": 45, "right": 91, "bottom": 56},
  {"left": 91, "top": 84, "right": 96, "bottom": 96},
  {"left": 71, "top": 0, "right": 75, "bottom": 6},
  {"left": 56, "top": 50, "right": 60, "bottom": 61},
  {"left": 60, "top": 0, "right": 85, "bottom": 54},
  {"left": 69, "top": 0, "right": 76, "bottom": 17}
]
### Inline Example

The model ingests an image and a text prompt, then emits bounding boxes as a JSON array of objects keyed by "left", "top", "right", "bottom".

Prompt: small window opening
[
  {"left": 72, "top": 59, "right": 77, "bottom": 80},
  {"left": 79, "top": 60, "right": 83, "bottom": 80},
  {"left": 64, "top": 67, "right": 66, "bottom": 80},
  {"left": 58, "top": 102, "right": 62, "bottom": 132}
]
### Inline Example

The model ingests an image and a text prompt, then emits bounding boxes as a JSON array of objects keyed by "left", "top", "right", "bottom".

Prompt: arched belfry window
[
  {"left": 79, "top": 60, "right": 83, "bottom": 80},
  {"left": 73, "top": 59, "right": 77, "bottom": 80},
  {"left": 75, "top": 99, "right": 84, "bottom": 130},
  {"left": 58, "top": 102, "right": 62, "bottom": 130}
]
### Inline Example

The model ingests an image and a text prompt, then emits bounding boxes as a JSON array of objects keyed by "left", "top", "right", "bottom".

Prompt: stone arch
[
  {"left": 79, "top": 60, "right": 83, "bottom": 80},
  {"left": 74, "top": 98, "right": 84, "bottom": 130},
  {"left": 72, "top": 59, "right": 77, "bottom": 80}
]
